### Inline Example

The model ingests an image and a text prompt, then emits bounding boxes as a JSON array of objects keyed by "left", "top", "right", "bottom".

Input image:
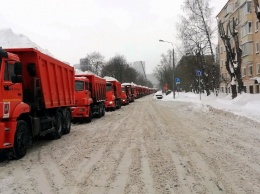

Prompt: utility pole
[
  {"left": 140, "top": 61, "right": 147, "bottom": 79},
  {"left": 172, "top": 48, "right": 175, "bottom": 99},
  {"left": 159, "top": 39, "right": 175, "bottom": 99}
]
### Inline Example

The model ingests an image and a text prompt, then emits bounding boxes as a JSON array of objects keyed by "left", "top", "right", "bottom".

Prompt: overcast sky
[{"left": 0, "top": 0, "right": 227, "bottom": 74}]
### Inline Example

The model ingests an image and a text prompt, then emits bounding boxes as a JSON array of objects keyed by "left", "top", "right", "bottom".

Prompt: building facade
[{"left": 217, "top": 0, "right": 260, "bottom": 94}]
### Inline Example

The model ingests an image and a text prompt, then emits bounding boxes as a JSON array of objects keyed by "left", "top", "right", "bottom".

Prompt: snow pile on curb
[{"left": 160, "top": 92, "right": 260, "bottom": 123}]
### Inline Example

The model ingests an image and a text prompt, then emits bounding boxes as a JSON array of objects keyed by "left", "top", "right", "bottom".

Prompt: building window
[
  {"left": 241, "top": 42, "right": 253, "bottom": 56},
  {"left": 256, "top": 42, "right": 259, "bottom": 53},
  {"left": 248, "top": 65, "right": 253, "bottom": 76},
  {"left": 249, "top": 85, "right": 254, "bottom": 94},
  {"left": 256, "top": 21, "right": 259, "bottom": 32},
  {"left": 256, "top": 63, "right": 260, "bottom": 75},
  {"left": 235, "top": 0, "right": 239, "bottom": 9},
  {"left": 244, "top": 86, "right": 247, "bottom": 93},
  {"left": 225, "top": 3, "right": 234, "bottom": 16},
  {"left": 242, "top": 22, "right": 253, "bottom": 36},
  {"left": 221, "top": 59, "right": 224, "bottom": 67},
  {"left": 249, "top": 22, "right": 252, "bottom": 33},
  {"left": 256, "top": 85, "right": 260, "bottom": 93},
  {"left": 220, "top": 46, "right": 223, "bottom": 54},
  {"left": 241, "top": 1, "right": 252, "bottom": 16},
  {"left": 242, "top": 67, "right": 247, "bottom": 77}
]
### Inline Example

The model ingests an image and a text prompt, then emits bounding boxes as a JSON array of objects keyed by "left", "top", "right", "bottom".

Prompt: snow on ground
[
  {"left": 154, "top": 91, "right": 260, "bottom": 123},
  {"left": 1, "top": 95, "right": 260, "bottom": 194}
]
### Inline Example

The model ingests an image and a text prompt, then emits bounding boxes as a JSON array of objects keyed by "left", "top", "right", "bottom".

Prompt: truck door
[{"left": 1, "top": 60, "right": 22, "bottom": 118}]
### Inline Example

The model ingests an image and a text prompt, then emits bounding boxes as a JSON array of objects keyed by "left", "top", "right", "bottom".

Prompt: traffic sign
[
  {"left": 196, "top": 70, "right": 202, "bottom": 76},
  {"left": 175, "top": 77, "right": 181, "bottom": 83}
]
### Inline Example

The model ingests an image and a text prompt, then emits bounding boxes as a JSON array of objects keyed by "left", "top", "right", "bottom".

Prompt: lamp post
[{"left": 159, "top": 39, "right": 175, "bottom": 99}]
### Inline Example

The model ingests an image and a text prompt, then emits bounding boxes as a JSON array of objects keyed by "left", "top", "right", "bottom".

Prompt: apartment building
[{"left": 217, "top": 0, "right": 260, "bottom": 94}]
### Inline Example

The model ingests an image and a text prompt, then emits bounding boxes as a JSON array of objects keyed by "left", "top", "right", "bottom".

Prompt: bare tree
[
  {"left": 218, "top": 18, "right": 243, "bottom": 99},
  {"left": 220, "top": 74, "right": 231, "bottom": 94},
  {"left": 101, "top": 54, "right": 152, "bottom": 87},
  {"left": 253, "top": 0, "right": 260, "bottom": 21},
  {"left": 87, "top": 52, "right": 105, "bottom": 76},
  {"left": 153, "top": 50, "right": 174, "bottom": 91},
  {"left": 80, "top": 58, "right": 90, "bottom": 72},
  {"left": 80, "top": 52, "right": 105, "bottom": 75},
  {"left": 177, "top": 0, "right": 217, "bottom": 95},
  {"left": 101, "top": 55, "right": 127, "bottom": 82}
]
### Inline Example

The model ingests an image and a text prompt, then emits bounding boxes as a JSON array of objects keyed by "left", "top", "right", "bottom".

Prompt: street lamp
[{"left": 159, "top": 39, "right": 175, "bottom": 99}]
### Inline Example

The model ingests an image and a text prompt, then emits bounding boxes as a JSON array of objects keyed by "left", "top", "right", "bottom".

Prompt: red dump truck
[
  {"left": 0, "top": 48, "right": 74, "bottom": 159},
  {"left": 104, "top": 77, "right": 122, "bottom": 111},
  {"left": 71, "top": 73, "right": 106, "bottom": 123},
  {"left": 122, "top": 83, "right": 135, "bottom": 103},
  {"left": 121, "top": 85, "right": 129, "bottom": 105}
]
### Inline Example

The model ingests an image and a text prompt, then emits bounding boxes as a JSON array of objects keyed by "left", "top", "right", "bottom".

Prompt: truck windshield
[
  {"left": 75, "top": 81, "right": 84, "bottom": 91},
  {"left": 106, "top": 83, "right": 112, "bottom": 91},
  {"left": 4, "top": 60, "right": 15, "bottom": 81}
]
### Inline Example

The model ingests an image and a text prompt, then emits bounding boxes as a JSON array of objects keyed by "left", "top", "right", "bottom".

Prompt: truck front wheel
[{"left": 10, "top": 121, "right": 29, "bottom": 159}]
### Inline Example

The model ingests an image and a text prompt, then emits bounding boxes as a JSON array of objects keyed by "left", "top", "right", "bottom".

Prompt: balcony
[
  {"left": 242, "top": 54, "right": 253, "bottom": 63},
  {"left": 240, "top": 14, "right": 253, "bottom": 25},
  {"left": 241, "top": 34, "right": 253, "bottom": 43}
]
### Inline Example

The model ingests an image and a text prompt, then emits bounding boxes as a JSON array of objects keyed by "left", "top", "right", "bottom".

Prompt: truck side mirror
[
  {"left": 14, "top": 62, "right": 22, "bottom": 75},
  {"left": 0, "top": 49, "right": 8, "bottom": 58},
  {"left": 11, "top": 75, "right": 22, "bottom": 83}
]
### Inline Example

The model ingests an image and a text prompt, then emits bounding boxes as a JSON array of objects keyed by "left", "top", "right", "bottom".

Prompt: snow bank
[{"left": 159, "top": 92, "right": 260, "bottom": 123}]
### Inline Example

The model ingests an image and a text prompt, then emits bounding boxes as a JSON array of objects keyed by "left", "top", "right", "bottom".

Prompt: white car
[{"left": 155, "top": 91, "right": 163, "bottom": 99}]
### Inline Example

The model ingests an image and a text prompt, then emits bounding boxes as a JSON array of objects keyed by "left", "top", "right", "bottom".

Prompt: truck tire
[
  {"left": 115, "top": 100, "right": 119, "bottom": 109},
  {"left": 10, "top": 121, "right": 29, "bottom": 159},
  {"left": 102, "top": 103, "right": 106, "bottom": 116},
  {"left": 86, "top": 108, "right": 92, "bottom": 123},
  {"left": 53, "top": 112, "right": 63, "bottom": 139},
  {"left": 97, "top": 104, "right": 102, "bottom": 118},
  {"left": 63, "top": 110, "right": 72, "bottom": 134},
  {"left": 112, "top": 106, "right": 116, "bottom": 111}
]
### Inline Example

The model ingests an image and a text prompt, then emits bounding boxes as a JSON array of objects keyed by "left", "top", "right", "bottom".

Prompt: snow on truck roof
[
  {"left": 122, "top": 82, "right": 136, "bottom": 86},
  {"left": 103, "top": 76, "right": 118, "bottom": 82},
  {"left": 74, "top": 69, "right": 103, "bottom": 79}
]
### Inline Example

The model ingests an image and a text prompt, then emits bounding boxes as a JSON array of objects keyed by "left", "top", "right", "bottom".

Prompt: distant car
[
  {"left": 166, "top": 90, "right": 172, "bottom": 95},
  {"left": 155, "top": 91, "right": 163, "bottom": 99}
]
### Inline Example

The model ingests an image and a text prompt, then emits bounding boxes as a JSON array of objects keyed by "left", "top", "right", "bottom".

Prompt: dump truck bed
[{"left": 5, "top": 48, "right": 75, "bottom": 109}]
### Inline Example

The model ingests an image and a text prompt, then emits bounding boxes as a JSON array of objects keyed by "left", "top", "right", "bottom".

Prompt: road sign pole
[
  {"left": 199, "top": 75, "right": 201, "bottom": 100},
  {"left": 196, "top": 70, "right": 202, "bottom": 100}
]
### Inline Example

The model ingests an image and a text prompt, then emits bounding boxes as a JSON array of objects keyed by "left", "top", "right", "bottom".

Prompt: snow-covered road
[{"left": 0, "top": 96, "right": 260, "bottom": 194}]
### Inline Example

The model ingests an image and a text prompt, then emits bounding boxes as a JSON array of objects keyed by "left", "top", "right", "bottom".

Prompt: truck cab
[
  {"left": 121, "top": 85, "right": 129, "bottom": 105},
  {"left": 105, "top": 82, "right": 116, "bottom": 111},
  {"left": 71, "top": 76, "right": 93, "bottom": 123},
  {"left": 122, "top": 83, "right": 134, "bottom": 103}
]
